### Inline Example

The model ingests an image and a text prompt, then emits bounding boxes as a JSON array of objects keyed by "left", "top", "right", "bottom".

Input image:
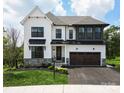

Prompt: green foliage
[
  {"left": 3, "top": 28, "right": 24, "bottom": 69},
  {"left": 48, "top": 66, "right": 54, "bottom": 70},
  {"left": 4, "top": 67, "right": 16, "bottom": 72},
  {"left": 106, "top": 57, "right": 120, "bottom": 72},
  {"left": 115, "top": 64, "right": 120, "bottom": 72},
  {"left": 48, "top": 66, "right": 68, "bottom": 74},
  {"left": 103, "top": 25, "right": 120, "bottom": 59},
  {"left": 42, "top": 62, "right": 51, "bottom": 68},
  {"left": 4, "top": 70, "right": 68, "bottom": 86},
  {"left": 57, "top": 68, "right": 68, "bottom": 74}
]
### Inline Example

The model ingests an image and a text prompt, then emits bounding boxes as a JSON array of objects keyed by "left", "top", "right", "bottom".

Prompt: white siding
[
  {"left": 24, "top": 8, "right": 52, "bottom": 59},
  {"left": 52, "top": 26, "right": 66, "bottom": 40},
  {"left": 52, "top": 26, "right": 76, "bottom": 40},
  {"left": 66, "top": 26, "right": 76, "bottom": 40}
]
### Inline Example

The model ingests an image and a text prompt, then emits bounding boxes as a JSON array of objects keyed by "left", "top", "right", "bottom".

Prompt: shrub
[
  {"left": 115, "top": 64, "right": 120, "bottom": 72},
  {"left": 48, "top": 66, "right": 54, "bottom": 70},
  {"left": 42, "top": 62, "right": 51, "bottom": 68},
  {"left": 4, "top": 67, "right": 16, "bottom": 72},
  {"left": 61, "top": 64, "right": 69, "bottom": 68},
  {"left": 48, "top": 66, "right": 68, "bottom": 74},
  {"left": 57, "top": 68, "right": 68, "bottom": 74}
]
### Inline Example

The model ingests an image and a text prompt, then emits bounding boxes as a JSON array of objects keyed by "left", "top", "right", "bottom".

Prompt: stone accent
[
  {"left": 102, "top": 58, "right": 106, "bottom": 66},
  {"left": 24, "top": 58, "right": 52, "bottom": 67},
  {"left": 66, "top": 58, "right": 69, "bottom": 65}
]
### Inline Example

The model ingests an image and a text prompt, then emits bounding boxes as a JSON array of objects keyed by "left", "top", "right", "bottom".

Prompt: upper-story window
[
  {"left": 86, "top": 27, "right": 92, "bottom": 39},
  {"left": 78, "top": 27, "right": 85, "bottom": 39},
  {"left": 31, "top": 27, "right": 44, "bottom": 37},
  {"left": 95, "top": 27, "right": 101, "bottom": 39},
  {"left": 69, "top": 30, "right": 73, "bottom": 39},
  {"left": 56, "top": 29, "right": 62, "bottom": 39}
]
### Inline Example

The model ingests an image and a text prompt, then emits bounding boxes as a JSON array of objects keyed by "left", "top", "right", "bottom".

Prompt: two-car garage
[{"left": 70, "top": 52, "right": 101, "bottom": 66}]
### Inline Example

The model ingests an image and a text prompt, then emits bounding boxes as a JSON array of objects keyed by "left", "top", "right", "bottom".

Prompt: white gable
[
  {"left": 29, "top": 7, "right": 44, "bottom": 17},
  {"left": 21, "top": 6, "right": 52, "bottom": 25}
]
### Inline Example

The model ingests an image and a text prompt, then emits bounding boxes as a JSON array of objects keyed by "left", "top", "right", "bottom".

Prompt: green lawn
[
  {"left": 106, "top": 57, "right": 120, "bottom": 72},
  {"left": 3, "top": 70, "right": 68, "bottom": 87}
]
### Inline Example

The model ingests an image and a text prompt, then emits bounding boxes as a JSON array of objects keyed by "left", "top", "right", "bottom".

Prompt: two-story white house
[{"left": 21, "top": 6, "right": 109, "bottom": 67}]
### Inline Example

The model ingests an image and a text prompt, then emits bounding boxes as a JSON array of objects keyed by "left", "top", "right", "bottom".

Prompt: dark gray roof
[
  {"left": 46, "top": 12, "right": 108, "bottom": 25},
  {"left": 46, "top": 12, "right": 66, "bottom": 25}
]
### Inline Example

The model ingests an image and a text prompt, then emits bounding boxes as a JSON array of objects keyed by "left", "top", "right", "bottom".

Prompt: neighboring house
[{"left": 21, "top": 6, "right": 109, "bottom": 67}]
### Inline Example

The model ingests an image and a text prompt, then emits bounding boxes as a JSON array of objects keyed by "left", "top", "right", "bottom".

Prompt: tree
[
  {"left": 3, "top": 27, "right": 23, "bottom": 68},
  {"left": 103, "top": 25, "right": 120, "bottom": 59}
]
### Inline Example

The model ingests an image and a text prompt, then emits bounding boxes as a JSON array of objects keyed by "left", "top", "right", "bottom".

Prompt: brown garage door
[{"left": 70, "top": 52, "right": 100, "bottom": 66}]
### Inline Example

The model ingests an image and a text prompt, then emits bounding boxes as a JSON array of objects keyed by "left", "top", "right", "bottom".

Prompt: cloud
[
  {"left": 34, "top": 0, "right": 66, "bottom": 15},
  {"left": 70, "top": 0, "right": 115, "bottom": 19},
  {"left": 3, "top": 0, "right": 67, "bottom": 46},
  {"left": 3, "top": 0, "right": 67, "bottom": 28}
]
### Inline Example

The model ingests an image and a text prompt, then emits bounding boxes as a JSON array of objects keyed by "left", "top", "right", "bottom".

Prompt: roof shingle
[{"left": 46, "top": 12, "right": 108, "bottom": 26}]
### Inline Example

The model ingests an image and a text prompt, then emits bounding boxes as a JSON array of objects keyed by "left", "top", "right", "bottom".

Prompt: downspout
[{"left": 65, "top": 26, "right": 66, "bottom": 64}]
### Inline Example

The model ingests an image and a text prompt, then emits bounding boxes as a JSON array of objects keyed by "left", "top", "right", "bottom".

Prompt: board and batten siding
[
  {"left": 52, "top": 26, "right": 66, "bottom": 40},
  {"left": 24, "top": 8, "right": 52, "bottom": 59}
]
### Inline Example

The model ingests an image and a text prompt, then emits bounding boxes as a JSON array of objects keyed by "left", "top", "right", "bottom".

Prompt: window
[
  {"left": 31, "top": 27, "right": 44, "bottom": 37},
  {"left": 95, "top": 27, "right": 101, "bottom": 39},
  {"left": 69, "top": 30, "right": 73, "bottom": 39},
  {"left": 78, "top": 27, "right": 85, "bottom": 39},
  {"left": 86, "top": 28, "right": 92, "bottom": 39},
  {"left": 31, "top": 46, "right": 44, "bottom": 58},
  {"left": 56, "top": 29, "right": 62, "bottom": 39}
]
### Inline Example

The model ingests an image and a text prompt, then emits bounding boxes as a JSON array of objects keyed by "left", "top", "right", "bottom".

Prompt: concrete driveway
[{"left": 68, "top": 67, "right": 120, "bottom": 85}]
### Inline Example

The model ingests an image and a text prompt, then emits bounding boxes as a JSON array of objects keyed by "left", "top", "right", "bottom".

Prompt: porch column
[{"left": 64, "top": 45, "right": 66, "bottom": 64}]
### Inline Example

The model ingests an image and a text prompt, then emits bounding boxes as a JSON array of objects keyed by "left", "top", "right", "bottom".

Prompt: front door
[{"left": 56, "top": 46, "right": 61, "bottom": 60}]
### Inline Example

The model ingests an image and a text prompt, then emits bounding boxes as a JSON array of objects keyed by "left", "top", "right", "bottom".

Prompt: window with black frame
[
  {"left": 86, "top": 27, "right": 92, "bottom": 39},
  {"left": 56, "top": 29, "right": 62, "bottom": 39},
  {"left": 31, "top": 46, "right": 44, "bottom": 58},
  {"left": 31, "top": 27, "right": 44, "bottom": 37},
  {"left": 78, "top": 27, "right": 85, "bottom": 39},
  {"left": 69, "top": 30, "right": 73, "bottom": 39},
  {"left": 95, "top": 27, "right": 101, "bottom": 39}
]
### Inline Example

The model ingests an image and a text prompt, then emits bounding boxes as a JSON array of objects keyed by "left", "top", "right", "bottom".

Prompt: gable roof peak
[{"left": 20, "top": 6, "right": 45, "bottom": 25}]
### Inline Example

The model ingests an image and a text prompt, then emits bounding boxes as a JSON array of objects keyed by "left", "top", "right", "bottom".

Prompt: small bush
[
  {"left": 61, "top": 64, "right": 69, "bottom": 68},
  {"left": 48, "top": 66, "right": 68, "bottom": 74},
  {"left": 115, "top": 64, "right": 120, "bottom": 72},
  {"left": 4, "top": 67, "right": 16, "bottom": 72},
  {"left": 48, "top": 66, "right": 54, "bottom": 70},
  {"left": 42, "top": 62, "right": 51, "bottom": 68},
  {"left": 57, "top": 68, "right": 68, "bottom": 74}
]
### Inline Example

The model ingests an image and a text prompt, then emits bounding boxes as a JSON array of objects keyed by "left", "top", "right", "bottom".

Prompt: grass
[
  {"left": 106, "top": 56, "right": 120, "bottom": 72},
  {"left": 3, "top": 69, "right": 68, "bottom": 87}
]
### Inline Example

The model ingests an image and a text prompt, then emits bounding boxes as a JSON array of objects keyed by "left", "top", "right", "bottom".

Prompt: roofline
[{"left": 20, "top": 6, "right": 53, "bottom": 25}]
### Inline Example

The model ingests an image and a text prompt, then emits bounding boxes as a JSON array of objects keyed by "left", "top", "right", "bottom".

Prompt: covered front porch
[{"left": 51, "top": 45, "right": 67, "bottom": 64}]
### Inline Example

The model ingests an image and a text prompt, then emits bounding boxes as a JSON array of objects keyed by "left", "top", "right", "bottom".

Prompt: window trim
[
  {"left": 69, "top": 29, "right": 73, "bottom": 39},
  {"left": 95, "top": 27, "right": 101, "bottom": 39},
  {"left": 31, "top": 46, "right": 44, "bottom": 58},
  {"left": 78, "top": 27, "right": 85, "bottom": 40},
  {"left": 31, "top": 27, "right": 44, "bottom": 37},
  {"left": 86, "top": 27, "right": 93, "bottom": 40},
  {"left": 56, "top": 29, "right": 62, "bottom": 39}
]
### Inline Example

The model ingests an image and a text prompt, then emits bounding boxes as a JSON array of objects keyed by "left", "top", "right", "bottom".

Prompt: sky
[{"left": 3, "top": 0, "right": 120, "bottom": 45}]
